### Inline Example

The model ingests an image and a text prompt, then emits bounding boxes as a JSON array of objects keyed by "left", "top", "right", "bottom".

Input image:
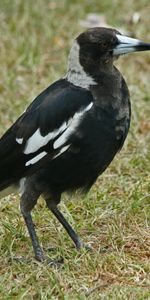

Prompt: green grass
[{"left": 0, "top": 0, "right": 150, "bottom": 299}]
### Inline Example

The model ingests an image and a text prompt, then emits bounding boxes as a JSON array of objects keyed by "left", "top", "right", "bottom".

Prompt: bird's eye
[{"left": 101, "top": 42, "right": 108, "bottom": 48}]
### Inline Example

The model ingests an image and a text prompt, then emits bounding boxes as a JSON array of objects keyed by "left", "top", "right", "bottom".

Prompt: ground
[{"left": 0, "top": 0, "right": 150, "bottom": 299}]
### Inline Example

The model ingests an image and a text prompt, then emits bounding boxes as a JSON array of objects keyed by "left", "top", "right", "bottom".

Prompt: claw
[
  {"left": 11, "top": 256, "right": 31, "bottom": 264},
  {"left": 44, "top": 256, "right": 64, "bottom": 266}
]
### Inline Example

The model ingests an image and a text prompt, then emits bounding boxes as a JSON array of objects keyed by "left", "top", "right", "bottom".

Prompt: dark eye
[{"left": 101, "top": 42, "right": 108, "bottom": 48}]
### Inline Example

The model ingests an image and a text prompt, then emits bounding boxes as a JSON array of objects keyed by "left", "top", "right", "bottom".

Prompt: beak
[{"left": 113, "top": 34, "right": 150, "bottom": 55}]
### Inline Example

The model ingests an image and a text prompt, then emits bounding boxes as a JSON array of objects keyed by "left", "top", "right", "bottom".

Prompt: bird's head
[{"left": 67, "top": 27, "right": 150, "bottom": 88}]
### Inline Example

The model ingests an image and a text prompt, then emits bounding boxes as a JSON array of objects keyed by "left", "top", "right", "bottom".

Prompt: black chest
[{"left": 90, "top": 69, "right": 131, "bottom": 147}]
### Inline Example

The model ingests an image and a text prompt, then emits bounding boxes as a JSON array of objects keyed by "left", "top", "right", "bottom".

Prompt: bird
[{"left": 0, "top": 27, "right": 150, "bottom": 264}]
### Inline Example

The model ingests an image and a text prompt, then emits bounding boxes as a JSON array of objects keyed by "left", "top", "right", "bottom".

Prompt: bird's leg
[
  {"left": 20, "top": 194, "right": 44, "bottom": 262},
  {"left": 21, "top": 209, "right": 64, "bottom": 266},
  {"left": 49, "top": 204, "right": 84, "bottom": 250},
  {"left": 20, "top": 189, "right": 64, "bottom": 266},
  {"left": 45, "top": 194, "right": 90, "bottom": 250},
  {"left": 22, "top": 211, "right": 44, "bottom": 262}
]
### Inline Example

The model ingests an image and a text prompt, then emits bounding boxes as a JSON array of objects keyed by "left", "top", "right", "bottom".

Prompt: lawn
[{"left": 0, "top": 0, "right": 150, "bottom": 299}]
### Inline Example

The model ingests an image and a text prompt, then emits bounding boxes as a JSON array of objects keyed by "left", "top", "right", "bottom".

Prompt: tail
[{"left": 0, "top": 127, "right": 23, "bottom": 194}]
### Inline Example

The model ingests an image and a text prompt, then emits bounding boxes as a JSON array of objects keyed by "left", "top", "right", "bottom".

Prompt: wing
[{"left": 0, "top": 78, "right": 93, "bottom": 190}]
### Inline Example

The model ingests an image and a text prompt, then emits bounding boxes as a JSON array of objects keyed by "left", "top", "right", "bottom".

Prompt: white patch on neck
[{"left": 65, "top": 40, "right": 97, "bottom": 90}]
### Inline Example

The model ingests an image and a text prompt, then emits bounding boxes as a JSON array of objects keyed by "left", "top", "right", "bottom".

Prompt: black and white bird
[{"left": 0, "top": 27, "right": 150, "bottom": 263}]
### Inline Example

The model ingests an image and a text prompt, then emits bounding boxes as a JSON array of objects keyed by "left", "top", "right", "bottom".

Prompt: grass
[{"left": 0, "top": 0, "right": 150, "bottom": 299}]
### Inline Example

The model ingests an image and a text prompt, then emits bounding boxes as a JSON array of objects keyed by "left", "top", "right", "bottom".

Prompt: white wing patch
[
  {"left": 54, "top": 102, "right": 93, "bottom": 149},
  {"left": 17, "top": 102, "right": 93, "bottom": 166},
  {"left": 25, "top": 151, "right": 47, "bottom": 166},
  {"left": 16, "top": 138, "right": 23, "bottom": 144},
  {"left": 23, "top": 122, "right": 67, "bottom": 154},
  {"left": 53, "top": 145, "right": 70, "bottom": 159}
]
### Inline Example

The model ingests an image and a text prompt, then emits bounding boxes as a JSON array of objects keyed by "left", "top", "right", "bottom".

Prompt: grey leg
[
  {"left": 20, "top": 189, "right": 44, "bottom": 262},
  {"left": 20, "top": 185, "right": 64, "bottom": 265},
  {"left": 21, "top": 208, "right": 64, "bottom": 265},
  {"left": 50, "top": 205, "right": 83, "bottom": 250},
  {"left": 45, "top": 193, "right": 91, "bottom": 251},
  {"left": 22, "top": 211, "right": 44, "bottom": 262}
]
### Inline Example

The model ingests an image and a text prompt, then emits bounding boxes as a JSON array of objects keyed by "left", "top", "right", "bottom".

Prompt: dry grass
[{"left": 0, "top": 0, "right": 150, "bottom": 299}]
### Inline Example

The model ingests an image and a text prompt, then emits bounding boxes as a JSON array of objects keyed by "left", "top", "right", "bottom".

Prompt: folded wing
[{"left": 0, "top": 79, "right": 93, "bottom": 190}]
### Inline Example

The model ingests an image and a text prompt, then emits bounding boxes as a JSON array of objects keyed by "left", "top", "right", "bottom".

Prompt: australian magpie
[{"left": 0, "top": 27, "right": 150, "bottom": 263}]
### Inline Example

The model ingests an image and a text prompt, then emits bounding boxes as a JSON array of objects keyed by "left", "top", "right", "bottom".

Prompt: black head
[
  {"left": 77, "top": 27, "right": 119, "bottom": 63},
  {"left": 67, "top": 27, "right": 150, "bottom": 89},
  {"left": 75, "top": 27, "right": 150, "bottom": 73}
]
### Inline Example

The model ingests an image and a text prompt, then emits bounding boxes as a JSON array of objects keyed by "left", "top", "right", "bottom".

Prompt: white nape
[
  {"left": 25, "top": 151, "right": 47, "bottom": 166},
  {"left": 54, "top": 102, "right": 93, "bottom": 149},
  {"left": 65, "top": 40, "right": 97, "bottom": 90}
]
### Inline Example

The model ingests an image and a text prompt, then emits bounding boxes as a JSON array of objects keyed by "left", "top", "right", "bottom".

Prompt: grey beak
[{"left": 113, "top": 34, "right": 150, "bottom": 55}]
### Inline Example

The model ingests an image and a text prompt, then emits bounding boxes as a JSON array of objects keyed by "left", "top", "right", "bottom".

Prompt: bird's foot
[
  {"left": 99, "top": 246, "right": 110, "bottom": 253},
  {"left": 34, "top": 252, "right": 64, "bottom": 267},
  {"left": 82, "top": 243, "right": 93, "bottom": 251},
  {"left": 75, "top": 241, "right": 93, "bottom": 251},
  {"left": 34, "top": 248, "right": 45, "bottom": 262},
  {"left": 11, "top": 255, "right": 64, "bottom": 267},
  {"left": 11, "top": 256, "right": 31, "bottom": 264},
  {"left": 47, "top": 245, "right": 58, "bottom": 252},
  {"left": 44, "top": 256, "right": 64, "bottom": 267}
]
